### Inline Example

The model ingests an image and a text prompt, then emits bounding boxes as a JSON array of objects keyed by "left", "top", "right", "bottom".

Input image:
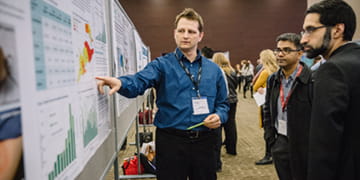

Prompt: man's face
[
  {"left": 275, "top": 41, "right": 302, "bottom": 69},
  {"left": 174, "top": 18, "right": 204, "bottom": 52},
  {"left": 300, "top": 13, "right": 332, "bottom": 58}
]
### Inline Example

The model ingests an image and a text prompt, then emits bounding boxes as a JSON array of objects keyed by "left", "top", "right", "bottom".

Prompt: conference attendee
[
  {"left": 263, "top": 33, "right": 313, "bottom": 180},
  {"left": 240, "top": 60, "right": 254, "bottom": 98},
  {"left": 96, "top": 8, "right": 229, "bottom": 180},
  {"left": 254, "top": 58, "right": 263, "bottom": 76},
  {"left": 213, "top": 52, "right": 238, "bottom": 156},
  {"left": 300, "top": 1, "right": 360, "bottom": 179},
  {"left": 200, "top": 47, "right": 224, "bottom": 172},
  {"left": 0, "top": 47, "right": 23, "bottom": 180},
  {"left": 310, "top": 55, "right": 326, "bottom": 71},
  {"left": 235, "top": 63, "right": 242, "bottom": 92},
  {"left": 253, "top": 49, "right": 279, "bottom": 165},
  {"left": 201, "top": 46, "right": 214, "bottom": 60}
]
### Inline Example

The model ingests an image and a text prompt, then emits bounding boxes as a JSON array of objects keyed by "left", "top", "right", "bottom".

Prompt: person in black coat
[
  {"left": 300, "top": 1, "right": 360, "bottom": 180},
  {"left": 263, "top": 33, "right": 313, "bottom": 180}
]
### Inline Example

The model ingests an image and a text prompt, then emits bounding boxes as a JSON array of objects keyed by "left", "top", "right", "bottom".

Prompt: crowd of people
[{"left": 98, "top": 0, "right": 360, "bottom": 179}]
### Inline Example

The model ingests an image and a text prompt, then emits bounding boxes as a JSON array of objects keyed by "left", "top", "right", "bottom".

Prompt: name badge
[
  {"left": 278, "top": 119, "right": 287, "bottom": 136},
  {"left": 192, "top": 97, "right": 210, "bottom": 115}
]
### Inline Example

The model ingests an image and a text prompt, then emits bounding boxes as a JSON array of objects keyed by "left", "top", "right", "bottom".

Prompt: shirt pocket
[{"left": 199, "top": 79, "right": 218, "bottom": 112}]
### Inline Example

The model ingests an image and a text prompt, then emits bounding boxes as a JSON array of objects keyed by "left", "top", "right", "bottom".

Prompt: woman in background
[
  {"left": 253, "top": 49, "right": 279, "bottom": 165},
  {"left": 213, "top": 52, "right": 238, "bottom": 171}
]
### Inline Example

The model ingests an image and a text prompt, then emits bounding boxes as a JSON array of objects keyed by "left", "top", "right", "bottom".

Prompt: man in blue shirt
[{"left": 96, "top": 8, "right": 229, "bottom": 180}]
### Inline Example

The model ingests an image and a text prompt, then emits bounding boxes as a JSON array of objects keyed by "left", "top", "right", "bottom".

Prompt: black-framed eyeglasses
[
  {"left": 300, "top": 25, "right": 328, "bottom": 36},
  {"left": 273, "top": 48, "right": 301, "bottom": 55}
]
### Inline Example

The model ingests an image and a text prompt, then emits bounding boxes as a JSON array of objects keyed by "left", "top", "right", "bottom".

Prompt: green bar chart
[
  {"left": 83, "top": 106, "right": 98, "bottom": 147},
  {"left": 48, "top": 104, "right": 76, "bottom": 180}
]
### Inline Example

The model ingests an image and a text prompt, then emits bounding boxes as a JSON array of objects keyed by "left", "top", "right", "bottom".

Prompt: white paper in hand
[{"left": 253, "top": 89, "right": 266, "bottom": 107}]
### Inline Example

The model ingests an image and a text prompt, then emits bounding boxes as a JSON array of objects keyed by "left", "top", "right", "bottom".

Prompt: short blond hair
[{"left": 174, "top": 8, "right": 204, "bottom": 32}]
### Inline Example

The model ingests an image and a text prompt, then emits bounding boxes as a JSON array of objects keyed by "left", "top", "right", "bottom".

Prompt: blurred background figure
[
  {"left": 235, "top": 63, "right": 242, "bottom": 92},
  {"left": 240, "top": 60, "right": 254, "bottom": 98},
  {"left": 253, "top": 49, "right": 279, "bottom": 165},
  {"left": 213, "top": 52, "right": 239, "bottom": 172}
]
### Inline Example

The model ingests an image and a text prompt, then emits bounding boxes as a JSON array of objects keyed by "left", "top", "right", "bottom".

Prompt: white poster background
[
  {"left": 5, "top": 0, "right": 111, "bottom": 179},
  {"left": 111, "top": 1, "right": 135, "bottom": 116}
]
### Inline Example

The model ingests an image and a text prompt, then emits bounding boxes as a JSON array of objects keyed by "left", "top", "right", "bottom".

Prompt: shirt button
[{"left": 192, "top": 87, "right": 195, "bottom": 90}]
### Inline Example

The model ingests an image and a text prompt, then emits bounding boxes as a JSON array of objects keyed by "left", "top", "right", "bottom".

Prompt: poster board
[{"left": 0, "top": 0, "right": 149, "bottom": 179}]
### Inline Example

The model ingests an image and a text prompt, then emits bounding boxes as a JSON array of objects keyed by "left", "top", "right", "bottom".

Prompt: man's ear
[
  {"left": 333, "top": 23, "right": 345, "bottom": 39},
  {"left": 198, "top": 32, "right": 204, "bottom": 42}
]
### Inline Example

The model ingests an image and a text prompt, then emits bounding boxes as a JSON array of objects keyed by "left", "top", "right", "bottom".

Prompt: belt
[{"left": 159, "top": 128, "right": 214, "bottom": 139}]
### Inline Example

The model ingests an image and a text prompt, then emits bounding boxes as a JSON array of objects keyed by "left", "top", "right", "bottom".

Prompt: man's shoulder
[
  {"left": 152, "top": 53, "right": 178, "bottom": 66},
  {"left": 268, "top": 70, "right": 280, "bottom": 81},
  {"left": 331, "top": 42, "right": 360, "bottom": 60},
  {"left": 202, "top": 58, "right": 219, "bottom": 68}
]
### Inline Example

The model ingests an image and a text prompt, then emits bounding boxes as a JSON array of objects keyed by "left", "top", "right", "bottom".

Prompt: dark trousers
[
  {"left": 156, "top": 128, "right": 217, "bottom": 180},
  {"left": 265, "top": 135, "right": 272, "bottom": 157},
  {"left": 261, "top": 105, "right": 271, "bottom": 158},
  {"left": 214, "top": 127, "right": 222, "bottom": 170},
  {"left": 223, "top": 103, "right": 237, "bottom": 154},
  {"left": 271, "top": 135, "right": 292, "bottom": 180},
  {"left": 243, "top": 75, "right": 253, "bottom": 97}
]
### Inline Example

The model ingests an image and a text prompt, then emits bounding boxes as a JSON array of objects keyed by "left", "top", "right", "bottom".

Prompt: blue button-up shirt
[{"left": 118, "top": 48, "right": 229, "bottom": 130}]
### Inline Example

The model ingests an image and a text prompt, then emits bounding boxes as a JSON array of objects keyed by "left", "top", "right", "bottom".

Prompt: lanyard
[
  {"left": 175, "top": 52, "right": 202, "bottom": 97},
  {"left": 279, "top": 65, "right": 303, "bottom": 112}
]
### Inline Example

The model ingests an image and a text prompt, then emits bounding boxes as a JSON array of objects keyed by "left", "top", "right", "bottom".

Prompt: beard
[{"left": 304, "top": 27, "right": 331, "bottom": 59}]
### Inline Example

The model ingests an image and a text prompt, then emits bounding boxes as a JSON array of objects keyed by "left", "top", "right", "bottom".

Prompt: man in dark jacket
[
  {"left": 300, "top": 1, "right": 360, "bottom": 180},
  {"left": 263, "top": 33, "right": 313, "bottom": 180}
]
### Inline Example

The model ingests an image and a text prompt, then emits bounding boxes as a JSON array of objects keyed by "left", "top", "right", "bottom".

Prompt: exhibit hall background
[
  {"left": 118, "top": 0, "right": 307, "bottom": 65},
  {"left": 118, "top": 0, "right": 360, "bottom": 66}
]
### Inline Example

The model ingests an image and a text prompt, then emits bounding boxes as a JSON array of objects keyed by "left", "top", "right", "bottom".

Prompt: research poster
[
  {"left": 111, "top": 1, "right": 136, "bottom": 116},
  {"left": 1, "top": 0, "right": 111, "bottom": 179},
  {"left": 1, "top": 0, "right": 150, "bottom": 179},
  {"left": 134, "top": 29, "right": 149, "bottom": 72}
]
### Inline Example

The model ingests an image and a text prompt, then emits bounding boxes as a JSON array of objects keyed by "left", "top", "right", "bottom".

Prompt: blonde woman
[
  {"left": 253, "top": 49, "right": 279, "bottom": 165},
  {"left": 253, "top": 49, "right": 279, "bottom": 94},
  {"left": 212, "top": 52, "right": 238, "bottom": 171}
]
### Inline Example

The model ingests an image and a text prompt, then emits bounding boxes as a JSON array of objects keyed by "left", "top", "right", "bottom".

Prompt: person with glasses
[
  {"left": 300, "top": 1, "right": 360, "bottom": 180},
  {"left": 263, "top": 33, "right": 313, "bottom": 180},
  {"left": 96, "top": 8, "right": 229, "bottom": 180}
]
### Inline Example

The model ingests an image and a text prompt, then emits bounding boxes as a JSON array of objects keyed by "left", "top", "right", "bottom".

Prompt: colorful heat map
[{"left": 77, "top": 24, "right": 94, "bottom": 81}]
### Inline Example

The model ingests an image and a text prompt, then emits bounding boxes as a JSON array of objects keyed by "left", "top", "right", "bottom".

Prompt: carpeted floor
[{"left": 106, "top": 93, "right": 278, "bottom": 180}]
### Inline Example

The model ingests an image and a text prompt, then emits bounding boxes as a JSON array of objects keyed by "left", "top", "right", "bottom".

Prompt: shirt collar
[
  {"left": 280, "top": 63, "right": 301, "bottom": 81},
  {"left": 174, "top": 48, "right": 202, "bottom": 62}
]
